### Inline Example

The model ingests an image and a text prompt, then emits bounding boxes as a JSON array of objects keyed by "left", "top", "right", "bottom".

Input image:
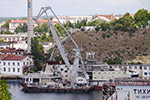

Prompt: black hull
[{"left": 22, "top": 87, "right": 94, "bottom": 93}]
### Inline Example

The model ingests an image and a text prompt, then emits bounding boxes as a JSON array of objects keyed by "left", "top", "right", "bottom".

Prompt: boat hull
[{"left": 22, "top": 86, "right": 94, "bottom": 93}]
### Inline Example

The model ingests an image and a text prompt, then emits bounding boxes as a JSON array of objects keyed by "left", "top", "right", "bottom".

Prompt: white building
[
  {"left": 52, "top": 16, "right": 93, "bottom": 24},
  {"left": 142, "top": 65, "right": 150, "bottom": 79},
  {"left": 0, "top": 54, "right": 33, "bottom": 75},
  {"left": 9, "top": 20, "right": 58, "bottom": 33},
  {"left": 0, "top": 33, "right": 27, "bottom": 43}
]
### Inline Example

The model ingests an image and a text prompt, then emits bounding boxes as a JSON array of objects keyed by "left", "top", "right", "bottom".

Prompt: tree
[
  {"left": 134, "top": 9, "right": 150, "bottom": 27},
  {"left": 31, "top": 37, "right": 44, "bottom": 71},
  {"left": 0, "top": 79, "right": 12, "bottom": 100},
  {"left": 111, "top": 12, "right": 136, "bottom": 32},
  {"left": 107, "top": 57, "right": 122, "bottom": 64},
  {"left": 1, "top": 19, "right": 12, "bottom": 30},
  {"left": 15, "top": 23, "right": 27, "bottom": 33},
  {"left": 0, "top": 38, "right": 7, "bottom": 42}
]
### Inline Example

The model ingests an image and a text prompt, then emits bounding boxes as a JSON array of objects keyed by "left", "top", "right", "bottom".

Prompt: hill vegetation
[{"left": 64, "top": 29, "right": 150, "bottom": 64}]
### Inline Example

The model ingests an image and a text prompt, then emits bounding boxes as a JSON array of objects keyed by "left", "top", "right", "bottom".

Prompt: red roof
[
  {"left": 0, "top": 54, "right": 27, "bottom": 61},
  {"left": 10, "top": 20, "right": 27, "bottom": 23},
  {"left": 2, "top": 55, "right": 27, "bottom": 61},
  {"left": 10, "top": 20, "right": 58, "bottom": 23},
  {"left": 0, "top": 55, "right": 8, "bottom": 60},
  {"left": 95, "top": 15, "right": 116, "bottom": 20},
  {"left": 1, "top": 50, "right": 16, "bottom": 53},
  {"left": 120, "top": 14, "right": 134, "bottom": 18},
  {"left": 1, "top": 49, "right": 24, "bottom": 53}
]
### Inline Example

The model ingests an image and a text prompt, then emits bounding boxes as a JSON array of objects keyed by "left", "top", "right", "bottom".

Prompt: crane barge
[{"left": 20, "top": 6, "right": 93, "bottom": 93}]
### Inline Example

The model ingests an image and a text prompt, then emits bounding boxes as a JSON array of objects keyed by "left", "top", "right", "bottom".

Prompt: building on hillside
[
  {"left": 0, "top": 54, "right": 33, "bottom": 75},
  {"left": 119, "top": 14, "right": 134, "bottom": 18},
  {"left": 0, "top": 48, "right": 25, "bottom": 55},
  {"left": 86, "top": 64, "right": 131, "bottom": 86},
  {"left": 94, "top": 13, "right": 116, "bottom": 21},
  {"left": 0, "top": 33, "right": 27, "bottom": 43},
  {"left": 9, "top": 20, "right": 58, "bottom": 33},
  {"left": 52, "top": 16, "right": 93, "bottom": 24},
  {"left": 142, "top": 65, "right": 150, "bottom": 79}
]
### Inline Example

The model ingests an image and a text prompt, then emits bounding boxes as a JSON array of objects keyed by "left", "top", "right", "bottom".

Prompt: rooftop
[
  {"left": 10, "top": 20, "right": 58, "bottom": 23},
  {"left": 0, "top": 54, "right": 27, "bottom": 61}
]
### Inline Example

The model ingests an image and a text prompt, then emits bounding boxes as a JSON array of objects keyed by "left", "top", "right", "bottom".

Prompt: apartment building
[{"left": 0, "top": 54, "right": 33, "bottom": 75}]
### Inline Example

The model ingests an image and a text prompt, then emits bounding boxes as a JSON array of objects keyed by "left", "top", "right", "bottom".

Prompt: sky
[{"left": 0, "top": 0, "right": 150, "bottom": 17}]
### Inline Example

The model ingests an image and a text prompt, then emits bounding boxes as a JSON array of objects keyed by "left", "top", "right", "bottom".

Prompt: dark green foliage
[
  {"left": 111, "top": 12, "right": 137, "bottom": 32},
  {"left": 74, "top": 19, "right": 88, "bottom": 29},
  {"left": 64, "top": 21, "right": 74, "bottom": 28},
  {"left": 34, "top": 23, "right": 49, "bottom": 33},
  {"left": 1, "top": 19, "right": 11, "bottom": 30},
  {"left": 54, "top": 55, "right": 63, "bottom": 62},
  {"left": 15, "top": 23, "right": 27, "bottom": 33},
  {"left": 107, "top": 57, "right": 122, "bottom": 64},
  {"left": 31, "top": 37, "right": 44, "bottom": 71},
  {"left": 142, "top": 31, "right": 147, "bottom": 34},
  {"left": 102, "top": 33, "right": 107, "bottom": 39},
  {"left": 134, "top": 9, "right": 150, "bottom": 27},
  {"left": 0, "top": 30, "right": 13, "bottom": 34},
  {"left": 0, "top": 79, "right": 12, "bottom": 100}
]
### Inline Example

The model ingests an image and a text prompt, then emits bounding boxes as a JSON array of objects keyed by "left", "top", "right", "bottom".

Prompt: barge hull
[{"left": 22, "top": 87, "right": 94, "bottom": 93}]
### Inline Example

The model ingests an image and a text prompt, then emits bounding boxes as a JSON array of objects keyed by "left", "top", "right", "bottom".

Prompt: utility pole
[{"left": 27, "top": 0, "right": 34, "bottom": 53}]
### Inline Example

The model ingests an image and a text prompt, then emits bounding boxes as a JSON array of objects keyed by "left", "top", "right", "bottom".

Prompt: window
[
  {"left": 13, "top": 62, "right": 15, "bottom": 66},
  {"left": 135, "top": 66, "right": 137, "bottom": 69},
  {"left": 65, "top": 70, "right": 67, "bottom": 73},
  {"left": 129, "top": 66, "right": 132, "bottom": 69},
  {"left": 144, "top": 72, "right": 147, "bottom": 75},
  {"left": 140, "top": 66, "right": 142, "bottom": 70},
  {"left": 4, "top": 67, "right": 6, "bottom": 72},
  {"left": 8, "top": 62, "right": 10, "bottom": 66},
  {"left": 13, "top": 68, "right": 15, "bottom": 72},
  {"left": 18, "top": 68, "right": 20, "bottom": 72},
  {"left": 27, "top": 62, "right": 28, "bottom": 65},
  {"left": 8, "top": 68, "right": 10, "bottom": 72},
  {"left": 61, "top": 68, "right": 63, "bottom": 71},
  {"left": 23, "top": 62, "right": 25, "bottom": 66},
  {"left": 144, "top": 66, "right": 147, "bottom": 70},
  {"left": 3, "top": 62, "right": 6, "bottom": 66},
  {"left": 78, "top": 79, "right": 83, "bottom": 81},
  {"left": 18, "top": 63, "right": 20, "bottom": 66},
  {"left": 98, "top": 72, "right": 101, "bottom": 74}
]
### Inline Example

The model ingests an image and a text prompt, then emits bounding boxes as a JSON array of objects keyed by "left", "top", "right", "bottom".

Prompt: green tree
[
  {"left": 0, "top": 79, "right": 12, "bottom": 100},
  {"left": 111, "top": 12, "right": 136, "bottom": 32},
  {"left": 1, "top": 19, "right": 12, "bottom": 30},
  {"left": 31, "top": 37, "right": 44, "bottom": 71},
  {"left": 15, "top": 23, "right": 27, "bottom": 33},
  {"left": 134, "top": 8, "right": 150, "bottom": 27},
  {"left": 0, "top": 38, "right": 7, "bottom": 42},
  {"left": 107, "top": 57, "right": 122, "bottom": 64}
]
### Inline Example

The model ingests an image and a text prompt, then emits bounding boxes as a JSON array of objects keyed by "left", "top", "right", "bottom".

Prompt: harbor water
[{"left": 9, "top": 84, "right": 102, "bottom": 100}]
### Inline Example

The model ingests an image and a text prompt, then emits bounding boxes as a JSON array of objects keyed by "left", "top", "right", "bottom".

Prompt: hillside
[{"left": 63, "top": 29, "right": 150, "bottom": 64}]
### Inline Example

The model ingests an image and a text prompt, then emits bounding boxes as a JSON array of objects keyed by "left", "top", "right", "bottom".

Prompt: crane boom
[
  {"left": 34, "top": 6, "right": 89, "bottom": 84},
  {"left": 35, "top": 7, "right": 70, "bottom": 67}
]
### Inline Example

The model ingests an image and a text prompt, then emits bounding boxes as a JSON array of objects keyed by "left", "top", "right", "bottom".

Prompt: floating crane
[{"left": 34, "top": 6, "right": 89, "bottom": 85}]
